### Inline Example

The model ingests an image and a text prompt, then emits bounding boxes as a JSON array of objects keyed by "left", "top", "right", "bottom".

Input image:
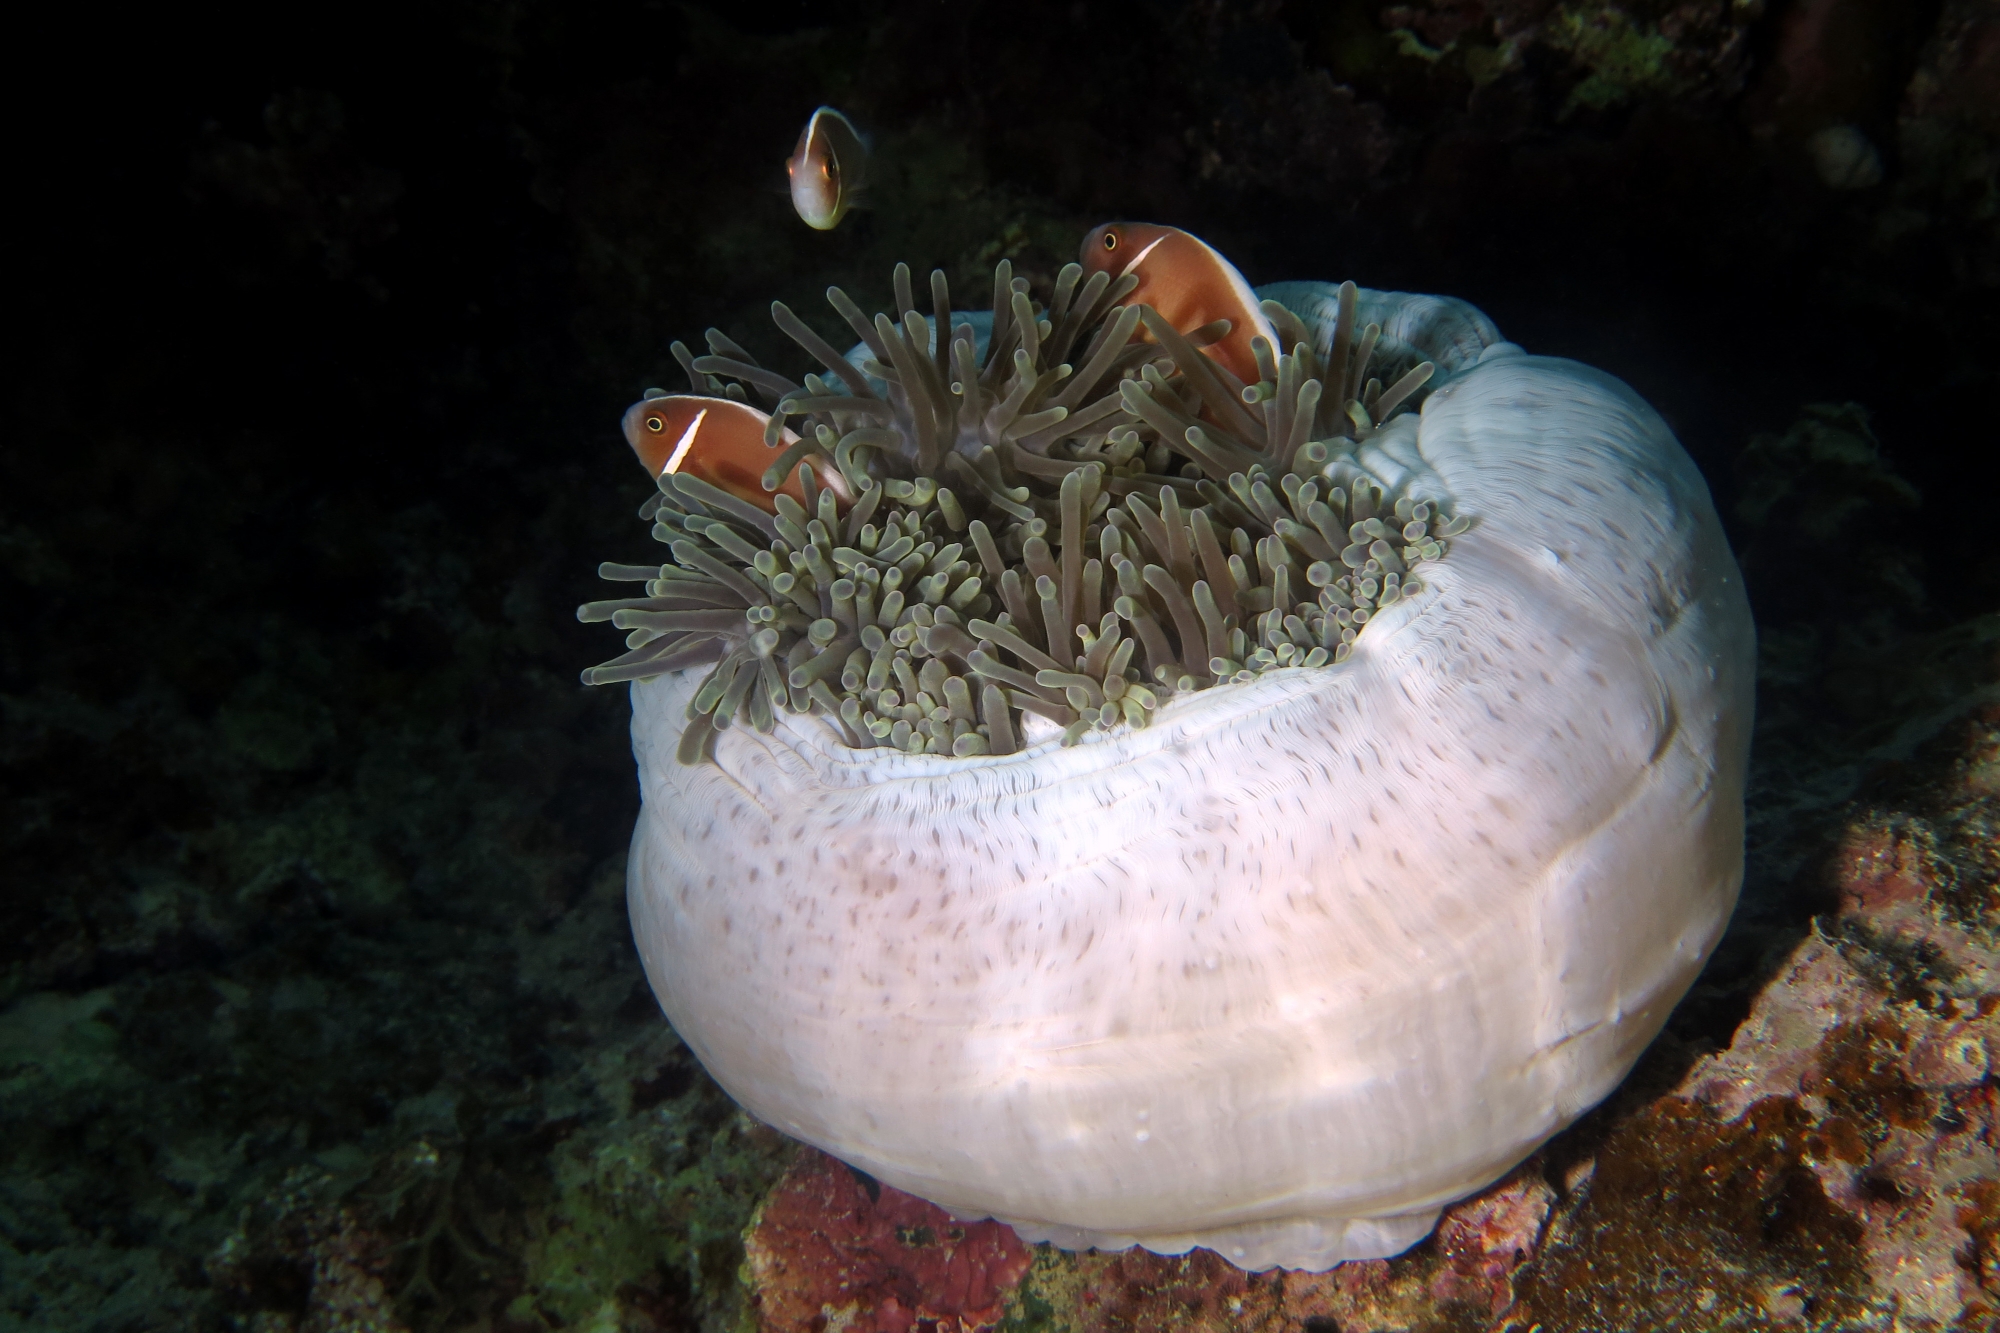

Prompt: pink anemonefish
[
  {"left": 620, "top": 394, "right": 847, "bottom": 514},
  {"left": 787, "top": 107, "right": 868, "bottom": 231},
  {"left": 1079, "top": 222, "right": 1278, "bottom": 393}
]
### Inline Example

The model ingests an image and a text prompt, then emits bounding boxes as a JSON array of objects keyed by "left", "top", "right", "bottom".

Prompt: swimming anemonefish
[
  {"left": 620, "top": 394, "right": 843, "bottom": 513},
  {"left": 1079, "top": 222, "right": 1277, "bottom": 391},
  {"left": 787, "top": 106, "right": 868, "bottom": 231}
]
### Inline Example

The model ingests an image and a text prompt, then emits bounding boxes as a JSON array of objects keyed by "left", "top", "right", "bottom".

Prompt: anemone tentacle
[{"left": 583, "top": 262, "right": 1458, "bottom": 762}]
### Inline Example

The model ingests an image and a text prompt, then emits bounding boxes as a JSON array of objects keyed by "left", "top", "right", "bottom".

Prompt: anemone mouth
[{"left": 582, "top": 256, "right": 1468, "bottom": 763}]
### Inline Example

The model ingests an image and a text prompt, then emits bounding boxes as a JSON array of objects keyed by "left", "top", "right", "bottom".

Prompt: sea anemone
[{"left": 583, "top": 227, "right": 1754, "bottom": 1270}]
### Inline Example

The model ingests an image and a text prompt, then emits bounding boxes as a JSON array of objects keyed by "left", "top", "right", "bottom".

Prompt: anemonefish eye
[
  {"left": 646, "top": 416, "right": 665, "bottom": 432},
  {"left": 1102, "top": 231, "right": 1119, "bottom": 251}
]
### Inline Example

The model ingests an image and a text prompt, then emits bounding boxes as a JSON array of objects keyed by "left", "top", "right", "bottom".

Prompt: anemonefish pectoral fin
[
  {"left": 1079, "top": 222, "right": 1278, "bottom": 392},
  {"left": 620, "top": 394, "right": 847, "bottom": 513}
]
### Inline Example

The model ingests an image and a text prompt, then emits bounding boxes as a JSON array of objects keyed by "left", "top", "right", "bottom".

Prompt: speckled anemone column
[{"left": 605, "top": 264, "right": 1753, "bottom": 1271}]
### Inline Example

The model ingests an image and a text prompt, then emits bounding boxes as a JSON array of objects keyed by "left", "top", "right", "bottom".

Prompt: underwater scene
[{"left": 6, "top": 1, "right": 1999, "bottom": 1329}]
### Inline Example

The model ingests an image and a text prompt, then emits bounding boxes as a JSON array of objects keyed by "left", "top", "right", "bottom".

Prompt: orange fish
[
  {"left": 787, "top": 107, "right": 868, "bottom": 231},
  {"left": 620, "top": 394, "right": 843, "bottom": 513},
  {"left": 1079, "top": 222, "right": 1276, "bottom": 391}
]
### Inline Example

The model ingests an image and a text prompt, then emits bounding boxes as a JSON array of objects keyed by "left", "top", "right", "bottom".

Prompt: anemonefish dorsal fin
[
  {"left": 1078, "top": 222, "right": 1277, "bottom": 391},
  {"left": 787, "top": 106, "right": 868, "bottom": 231},
  {"left": 620, "top": 393, "right": 842, "bottom": 513}
]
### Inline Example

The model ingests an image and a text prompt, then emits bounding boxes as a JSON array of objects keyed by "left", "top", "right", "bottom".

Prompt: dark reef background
[{"left": 6, "top": 1, "right": 1999, "bottom": 1329}]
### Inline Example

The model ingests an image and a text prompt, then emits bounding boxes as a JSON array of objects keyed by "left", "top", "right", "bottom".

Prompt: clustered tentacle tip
[{"left": 583, "top": 262, "right": 1465, "bottom": 764}]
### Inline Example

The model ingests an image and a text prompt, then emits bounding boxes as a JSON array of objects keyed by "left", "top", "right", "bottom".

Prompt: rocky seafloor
[{"left": 6, "top": 2, "right": 1998, "bottom": 1330}]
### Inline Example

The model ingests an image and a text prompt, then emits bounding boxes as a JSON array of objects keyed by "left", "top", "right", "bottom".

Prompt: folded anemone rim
[{"left": 580, "top": 243, "right": 1460, "bottom": 765}]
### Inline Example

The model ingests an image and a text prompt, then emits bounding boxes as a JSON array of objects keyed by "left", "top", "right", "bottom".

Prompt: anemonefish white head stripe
[
  {"left": 660, "top": 406, "right": 704, "bottom": 475},
  {"left": 1112, "top": 230, "right": 1169, "bottom": 279},
  {"left": 787, "top": 106, "right": 868, "bottom": 232}
]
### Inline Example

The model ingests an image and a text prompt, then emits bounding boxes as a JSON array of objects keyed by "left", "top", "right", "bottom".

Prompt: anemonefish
[
  {"left": 620, "top": 394, "right": 843, "bottom": 513},
  {"left": 787, "top": 107, "right": 868, "bottom": 231},
  {"left": 1079, "top": 222, "right": 1277, "bottom": 391}
]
